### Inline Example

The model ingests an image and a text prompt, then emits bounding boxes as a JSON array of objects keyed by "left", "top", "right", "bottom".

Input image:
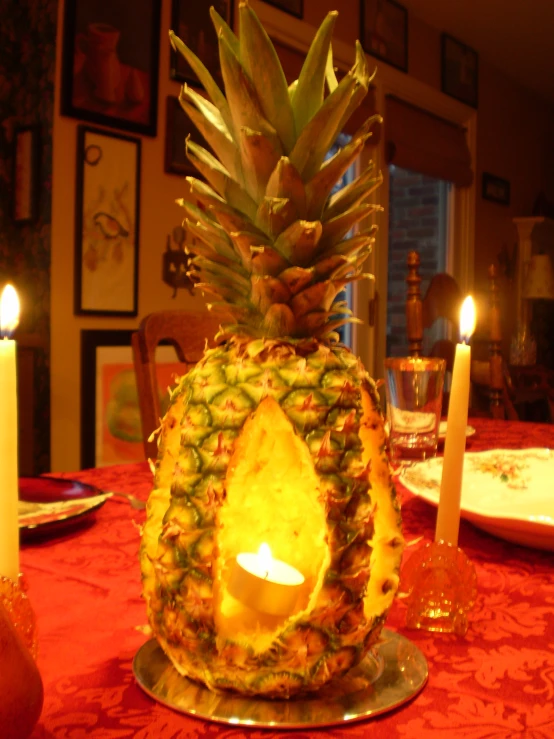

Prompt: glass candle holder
[
  {"left": 0, "top": 574, "right": 38, "bottom": 660},
  {"left": 400, "top": 541, "right": 477, "bottom": 636}
]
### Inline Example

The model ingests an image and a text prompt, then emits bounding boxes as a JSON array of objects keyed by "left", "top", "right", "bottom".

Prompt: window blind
[{"left": 385, "top": 95, "right": 473, "bottom": 186}]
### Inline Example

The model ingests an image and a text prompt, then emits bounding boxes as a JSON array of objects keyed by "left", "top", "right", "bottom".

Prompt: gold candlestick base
[
  {"left": 0, "top": 574, "right": 38, "bottom": 660},
  {"left": 400, "top": 541, "right": 477, "bottom": 636}
]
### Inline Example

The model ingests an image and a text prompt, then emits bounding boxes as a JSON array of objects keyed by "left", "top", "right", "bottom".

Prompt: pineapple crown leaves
[{"left": 172, "top": 1, "right": 382, "bottom": 341}]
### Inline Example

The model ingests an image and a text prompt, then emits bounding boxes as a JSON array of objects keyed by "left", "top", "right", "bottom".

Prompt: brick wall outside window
[{"left": 386, "top": 166, "right": 449, "bottom": 357}]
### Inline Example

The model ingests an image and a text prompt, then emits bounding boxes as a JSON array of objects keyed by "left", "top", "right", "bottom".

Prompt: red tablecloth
[{"left": 24, "top": 418, "right": 554, "bottom": 738}]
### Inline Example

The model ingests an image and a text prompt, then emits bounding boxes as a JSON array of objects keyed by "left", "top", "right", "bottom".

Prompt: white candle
[
  {"left": 228, "top": 543, "right": 305, "bottom": 616},
  {"left": 0, "top": 285, "right": 20, "bottom": 581},
  {"left": 435, "top": 296, "right": 476, "bottom": 546}
]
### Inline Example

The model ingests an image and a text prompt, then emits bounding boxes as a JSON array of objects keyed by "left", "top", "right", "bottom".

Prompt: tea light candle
[
  {"left": 435, "top": 296, "right": 476, "bottom": 547},
  {"left": 228, "top": 543, "right": 304, "bottom": 616},
  {"left": 0, "top": 285, "right": 20, "bottom": 582}
]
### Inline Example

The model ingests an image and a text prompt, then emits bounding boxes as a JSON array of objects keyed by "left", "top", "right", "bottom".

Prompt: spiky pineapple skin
[{"left": 141, "top": 337, "right": 403, "bottom": 697}]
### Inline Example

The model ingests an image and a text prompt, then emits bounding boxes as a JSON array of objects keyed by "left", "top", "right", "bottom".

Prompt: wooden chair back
[
  {"left": 405, "top": 251, "right": 517, "bottom": 420},
  {"left": 131, "top": 310, "right": 222, "bottom": 460},
  {"left": 406, "top": 250, "right": 462, "bottom": 371},
  {"left": 486, "top": 263, "right": 505, "bottom": 418}
]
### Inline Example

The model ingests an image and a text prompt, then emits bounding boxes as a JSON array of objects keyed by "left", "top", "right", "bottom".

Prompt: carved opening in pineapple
[{"left": 214, "top": 397, "right": 329, "bottom": 649}]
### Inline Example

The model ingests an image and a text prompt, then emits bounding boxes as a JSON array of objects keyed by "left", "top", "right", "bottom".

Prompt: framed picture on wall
[
  {"left": 74, "top": 126, "right": 141, "bottom": 317},
  {"left": 441, "top": 34, "right": 478, "bottom": 108},
  {"left": 482, "top": 172, "right": 510, "bottom": 206},
  {"left": 170, "top": 0, "right": 233, "bottom": 86},
  {"left": 80, "top": 329, "right": 184, "bottom": 468},
  {"left": 61, "top": 0, "right": 161, "bottom": 136},
  {"left": 261, "top": 0, "right": 303, "bottom": 18},
  {"left": 12, "top": 125, "right": 40, "bottom": 225},
  {"left": 361, "top": 0, "right": 408, "bottom": 73}
]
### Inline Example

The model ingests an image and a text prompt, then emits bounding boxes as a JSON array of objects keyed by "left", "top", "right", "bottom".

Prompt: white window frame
[{"left": 250, "top": 2, "right": 477, "bottom": 376}]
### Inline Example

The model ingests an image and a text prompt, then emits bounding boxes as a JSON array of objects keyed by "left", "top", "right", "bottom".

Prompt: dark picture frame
[
  {"left": 12, "top": 125, "right": 40, "bottom": 224},
  {"left": 61, "top": 0, "right": 161, "bottom": 136},
  {"left": 482, "top": 172, "right": 510, "bottom": 206},
  {"left": 74, "top": 125, "right": 141, "bottom": 317},
  {"left": 361, "top": 0, "right": 408, "bottom": 73},
  {"left": 170, "top": 0, "right": 233, "bottom": 86},
  {"left": 441, "top": 34, "right": 478, "bottom": 108},
  {"left": 164, "top": 95, "right": 207, "bottom": 176},
  {"left": 80, "top": 329, "right": 183, "bottom": 468},
  {"left": 261, "top": 0, "right": 303, "bottom": 18}
]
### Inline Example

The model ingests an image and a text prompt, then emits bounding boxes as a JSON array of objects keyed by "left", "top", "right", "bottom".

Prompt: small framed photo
[
  {"left": 164, "top": 95, "right": 206, "bottom": 176},
  {"left": 74, "top": 125, "right": 141, "bottom": 317},
  {"left": 262, "top": 0, "right": 303, "bottom": 18},
  {"left": 61, "top": 0, "right": 161, "bottom": 136},
  {"left": 80, "top": 329, "right": 183, "bottom": 468},
  {"left": 170, "top": 0, "right": 233, "bottom": 86},
  {"left": 441, "top": 34, "right": 478, "bottom": 108},
  {"left": 361, "top": 0, "right": 408, "bottom": 73},
  {"left": 12, "top": 125, "right": 40, "bottom": 224},
  {"left": 482, "top": 172, "right": 510, "bottom": 206}
]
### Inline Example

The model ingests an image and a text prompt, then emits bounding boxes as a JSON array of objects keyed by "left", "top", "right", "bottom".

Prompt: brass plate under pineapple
[{"left": 133, "top": 628, "right": 428, "bottom": 729}]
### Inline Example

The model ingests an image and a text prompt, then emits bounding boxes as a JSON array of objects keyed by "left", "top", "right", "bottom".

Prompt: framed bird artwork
[{"left": 74, "top": 125, "right": 141, "bottom": 316}]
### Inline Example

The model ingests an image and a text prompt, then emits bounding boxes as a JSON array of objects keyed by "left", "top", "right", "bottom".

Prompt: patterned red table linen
[{"left": 23, "top": 418, "right": 554, "bottom": 738}]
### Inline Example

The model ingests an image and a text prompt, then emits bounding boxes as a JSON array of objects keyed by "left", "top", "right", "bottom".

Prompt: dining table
[{"left": 20, "top": 416, "right": 554, "bottom": 738}]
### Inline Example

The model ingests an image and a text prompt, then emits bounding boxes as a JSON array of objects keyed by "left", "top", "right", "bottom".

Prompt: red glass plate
[{"left": 18, "top": 477, "right": 109, "bottom": 539}]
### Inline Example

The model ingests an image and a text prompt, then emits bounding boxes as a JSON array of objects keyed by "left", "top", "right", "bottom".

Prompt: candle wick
[{"left": 264, "top": 570, "right": 269, "bottom": 580}]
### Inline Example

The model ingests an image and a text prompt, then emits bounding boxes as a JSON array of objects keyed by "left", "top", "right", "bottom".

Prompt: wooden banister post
[
  {"left": 406, "top": 250, "right": 423, "bottom": 356},
  {"left": 488, "top": 264, "right": 504, "bottom": 418}
]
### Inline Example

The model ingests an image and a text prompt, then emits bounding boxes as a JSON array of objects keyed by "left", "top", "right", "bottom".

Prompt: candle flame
[
  {"left": 0, "top": 285, "right": 20, "bottom": 337},
  {"left": 459, "top": 296, "right": 476, "bottom": 343},
  {"left": 258, "top": 543, "right": 273, "bottom": 579}
]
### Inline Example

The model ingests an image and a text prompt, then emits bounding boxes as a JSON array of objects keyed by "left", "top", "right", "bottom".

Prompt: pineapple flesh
[{"left": 140, "top": 1, "right": 404, "bottom": 697}]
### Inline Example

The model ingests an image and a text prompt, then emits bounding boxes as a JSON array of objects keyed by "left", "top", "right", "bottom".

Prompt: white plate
[
  {"left": 438, "top": 421, "right": 476, "bottom": 440},
  {"left": 399, "top": 448, "right": 554, "bottom": 551}
]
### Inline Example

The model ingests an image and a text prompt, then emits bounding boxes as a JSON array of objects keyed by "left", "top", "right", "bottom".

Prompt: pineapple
[{"left": 140, "top": 1, "right": 404, "bottom": 697}]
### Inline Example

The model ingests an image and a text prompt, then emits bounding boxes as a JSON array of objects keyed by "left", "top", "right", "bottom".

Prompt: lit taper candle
[
  {"left": 435, "top": 296, "right": 476, "bottom": 546},
  {"left": 0, "top": 284, "right": 20, "bottom": 581}
]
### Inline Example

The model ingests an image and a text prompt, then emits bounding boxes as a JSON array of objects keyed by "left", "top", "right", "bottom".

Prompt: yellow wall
[
  {"left": 474, "top": 63, "right": 551, "bottom": 335},
  {"left": 51, "top": 0, "right": 554, "bottom": 471},
  {"left": 51, "top": 0, "right": 206, "bottom": 470}
]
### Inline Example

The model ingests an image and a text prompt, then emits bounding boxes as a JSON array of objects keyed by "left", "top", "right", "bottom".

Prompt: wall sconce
[{"left": 162, "top": 226, "right": 194, "bottom": 298}]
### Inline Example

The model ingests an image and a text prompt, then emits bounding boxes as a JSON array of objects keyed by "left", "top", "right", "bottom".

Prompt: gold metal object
[
  {"left": 133, "top": 628, "right": 427, "bottom": 728},
  {"left": 107, "top": 491, "right": 146, "bottom": 510}
]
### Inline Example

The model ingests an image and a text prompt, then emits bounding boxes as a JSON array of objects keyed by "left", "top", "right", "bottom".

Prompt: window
[
  {"left": 386, "top": 165, "right": 450, "bottom": 357},
  {"left": 326, "top": 133, "right": 356, "bottom": 347}
]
